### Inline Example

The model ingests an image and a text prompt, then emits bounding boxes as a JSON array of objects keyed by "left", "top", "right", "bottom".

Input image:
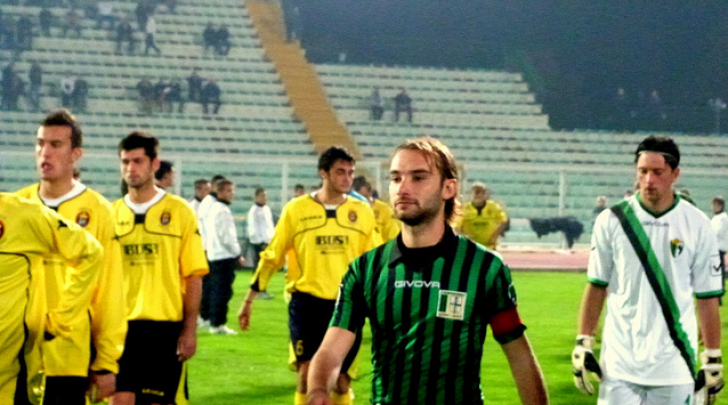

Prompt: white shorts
[{"left": 598, "top": 377, "right": 694, "bottom": 405}]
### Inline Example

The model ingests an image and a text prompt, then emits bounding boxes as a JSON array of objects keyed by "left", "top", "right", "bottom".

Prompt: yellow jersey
[
  {"left": 371, "top": 198, "right": 400, "bottom": 243},
  {"left": 17, "top": 184, "right": 127, "bottom": 376},
  {"left": 251, "top": 194, "right": 380, "bottom": 300},
  {"left": 458, "top": 201, "right": 508, "bottom": 249},
  {"left": 0, "top": 193, "right": 102, "bottom": 404},
  {"left": 113, "top": 192, "right": 208, "bottom": 322}
]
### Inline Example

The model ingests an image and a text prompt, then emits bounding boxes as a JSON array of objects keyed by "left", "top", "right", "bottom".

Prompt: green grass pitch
[{"left": 189, "top": 271, "right": 728, "bottom": 404}]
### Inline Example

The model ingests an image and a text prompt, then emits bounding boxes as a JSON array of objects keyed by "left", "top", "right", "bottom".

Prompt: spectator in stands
[
  {"left": 155, "top": 160, "right": 175, "bottom": 190},
  {"left": 73, "top": 76, "right": 88, "bottom": 111},
  {"left": 62, "top": 8, "right": 82, "bottom": 38},
  {"left": 163, "top": 0, "right": 178, "bottom": 14},
  {"left": 4, "top": 71, "right": 23, "bottom": 111},
  {"left": 1, "top": 61, "right": 15, "bottom": 110},
  {"left": 39, "top": 8, "right": 52, "bottom": 37},
  {"left": 96, "top": 1, "right": 115, "bottom": 30},
  {"left": 28, "top": 61, "right": 42, "bottom": 111},
  {"left": 201, "top": 79, "right": 221, "bottom": 114},
  {"left": 153, "top": 77, "right": 170, "bottom": 112},
  {"left": 203, "top": 23, "right": 216, "bottom": 55},
  {"left": 187, "top": 68, "right": 203, "bottom": 103},
  {"left": 166, "top": 78, "right": 184, "bottom": 113},
  {"left": 1, "top": 16, "right": 16, "bottom": 51},
  {"left": 136, "top": 76, "right": 154, "bottom": 115},
  {"left": 115, "top": 17, "right": 135, "bottom": 55},
  {"left": 60, "top": 71, "right": 75, "bottom": 108},
  {"left": 216, "top": 25, "right": 231, "bottom": 56},
  {"left": 144, "top": 14, "right": 161, "bottom": 56},
  {"left": 370, "top": 87, "right": 383, "bottom": 120},
  {"left": 16, "top": 15, "right": 33, "bottom": 51},
  {"left": 394, "top": 87, "right": 413, "bottom": 123},
  {"left": 135, "top": 0, "right": 150, "bottom": 31}
]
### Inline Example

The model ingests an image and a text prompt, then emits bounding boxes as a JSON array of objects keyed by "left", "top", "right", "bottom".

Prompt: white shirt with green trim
[{"left": 588, "top": 194, "right": 723, "bottom": 386}]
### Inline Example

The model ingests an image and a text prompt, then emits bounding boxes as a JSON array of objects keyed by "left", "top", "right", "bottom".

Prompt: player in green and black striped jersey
[{"left": 307, "top": 137, "right": 548, "bottom": 405}]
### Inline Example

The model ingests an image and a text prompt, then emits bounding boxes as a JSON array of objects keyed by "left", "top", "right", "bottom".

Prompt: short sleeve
[
  {"left": 485, "top": 260, "right": 526, "bottom": 344},
  {"left": 587, "top": 209, "right": 614, "bottom": 287},
  {"left": 330, "top": 259, "right": 366, "bottom": 334},
  {"left": 693, "top": 219, "right": 724, "bottom": 298}
]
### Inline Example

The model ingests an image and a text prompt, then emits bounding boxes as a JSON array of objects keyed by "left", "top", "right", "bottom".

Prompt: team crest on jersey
[
  {"left": 76, "top": 211, "right": 90, "bottom": 227},
  {"left": 670, "top": 238, "right": 684, "bottom": 258},
  {"left": 437, "top": 290, "right": 467, "bottom": 320},
  {"left": 348, "top": 210, "right": 357, "bottom": 223},
  {"left": 160, "top": 211, "right": 172, "bottom": 225},
  {"left": 0, "top": 220, "right": 4, "bottom": 239}
]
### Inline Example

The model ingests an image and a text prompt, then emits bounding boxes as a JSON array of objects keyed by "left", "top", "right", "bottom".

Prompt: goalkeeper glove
[
  {"left": 695, "top": 349, "right": 724, "bottom": 405},
  {"left": 572, "top": 334, "right": 603, "bottom": 395}
]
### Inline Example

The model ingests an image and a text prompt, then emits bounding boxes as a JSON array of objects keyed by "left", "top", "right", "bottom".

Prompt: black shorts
[
  {"left": 288, "top": 292, "right": 361, "bottom": 373},
  {"left": 117, "top": 320, "right": 187, "bottom": 404}
]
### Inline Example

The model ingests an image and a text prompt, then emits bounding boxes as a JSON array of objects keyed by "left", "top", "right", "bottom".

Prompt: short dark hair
[
  {"left": 318, "top": 146, "right": 354, "bottom": 172},
  {"left": 294, "top": 184, "right": 305, "bottom": 191},
  {"left": 211, "top": 174, "right": 226, "bottom": 183},
  {"left": 713, "top": 197, "right": 725, "bottom": 210},
  {"left": 118, "top": 131, "right": 158, "bottom": 160},
  {"left": 216, "top": 179, "right": 233, "bottom": 192},
  {"left": 635, "top": 136, "right": 680, "bottom": 169},
  {"left": 255, "top": 187, "right": 266, "bottom": 196},
  {"left": 194, "top": 179, "right": 209, "bottom": 189},
  {"left": 155, "top": 160, "right": 173, "bottom": 180},
  {"left": 41, "top": 109, "right": 83, "bottom": 148},
  {"left": 352, "top": 176, "right": 369, "bottom": 193}
]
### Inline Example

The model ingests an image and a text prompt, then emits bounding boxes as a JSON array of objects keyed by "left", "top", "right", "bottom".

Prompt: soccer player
[
  {"left": 573, "top": 136, "right": 723, "bottom": 405},
  {"left": 0, "top": 193, "right": 102, "bottom": 405},
  {"left": 239, "top": 147, "right": 380, "bottom": 405},
  {"left": 307, "top": 137, "right": 548, "bottom": 405},
  {"left": 457, "top": 182, "right": 508, "bottom": 250},
  {"left": 353, "top": 178, "right": 400, "bottom": 242},
  {"left": 16, "top": 110, "right": 126, "bottom": 405},
  {"left": 111, "top": 132, "right": 208, "bottom": 405}
]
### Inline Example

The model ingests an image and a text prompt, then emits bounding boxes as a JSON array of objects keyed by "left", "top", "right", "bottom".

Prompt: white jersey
[
  {"left": 711, "top": 212, "right": 728, "bottom": 252},
  {"left": 588, "top": 194, "right": 722, "bottom": 386}
]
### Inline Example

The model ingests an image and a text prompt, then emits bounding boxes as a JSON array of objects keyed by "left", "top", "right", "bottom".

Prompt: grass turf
[{"left": 189, "top": 270, "right": 728, "bottom": 404}]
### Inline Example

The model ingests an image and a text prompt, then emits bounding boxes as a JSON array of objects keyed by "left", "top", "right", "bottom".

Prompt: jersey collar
[{"left": 389, "top": 224, "right": 458, "bottom": 267}]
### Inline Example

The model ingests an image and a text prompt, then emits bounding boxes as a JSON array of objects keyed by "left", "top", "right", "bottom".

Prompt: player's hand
[
  {"left": 306, "top": 388, "right": 332, "bottom": 405},
  {"left": 87, "top": 372, "right": 115, "bottom": 403},
  {"left": 572, "top": 334, "right": 602, "bottom": 395},
  {"left": 238, "top": 300, "right": 253, "bottom": 331},
  {"left": 177, "top": 329, "right": 197, "bottom": 362},
  {"left": 696, "top": 349, "right": 724, "bottom": 405},
  {"left": 237, "top": 256, "right": 247, "bottom": 268}
]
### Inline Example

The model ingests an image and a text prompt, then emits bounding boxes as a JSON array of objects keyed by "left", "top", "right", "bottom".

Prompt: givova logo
[{"left": 394, "top": 280, "right": 441, "bottom": 289}]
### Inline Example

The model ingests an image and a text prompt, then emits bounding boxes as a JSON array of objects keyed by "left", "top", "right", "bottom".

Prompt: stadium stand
[{"left": 2, "top": 0, "right": 727, "bottom": 247}]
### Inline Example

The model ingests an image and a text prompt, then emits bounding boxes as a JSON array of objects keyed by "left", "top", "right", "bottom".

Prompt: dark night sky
[{"left": 295, "top": 0, "right": 728, "bottom": 132}]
